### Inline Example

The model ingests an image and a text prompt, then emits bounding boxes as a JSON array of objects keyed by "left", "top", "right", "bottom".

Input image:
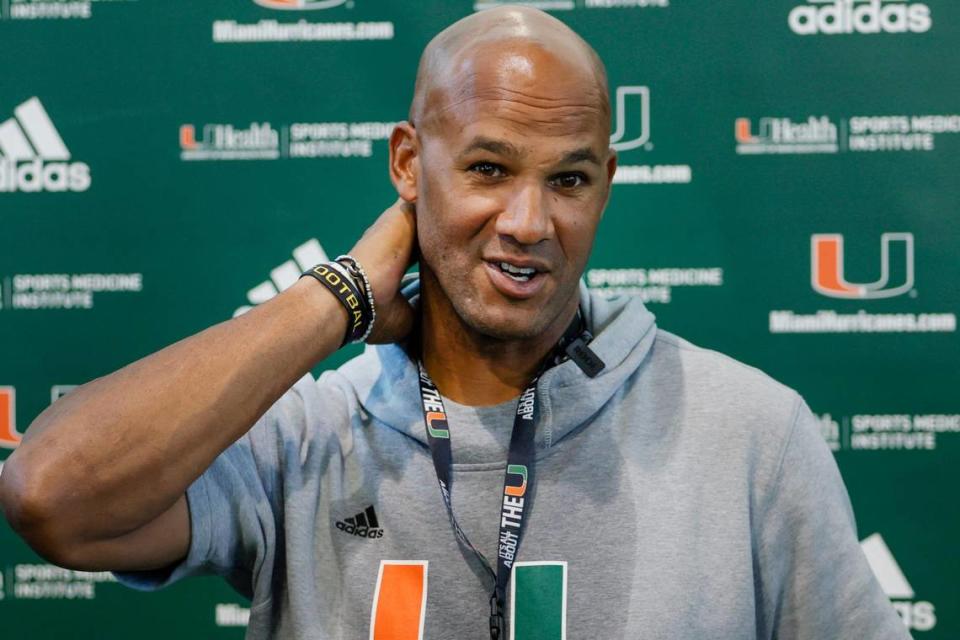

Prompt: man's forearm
[{"left": 0, "top": 277, "right": 347, "bottom": 545}]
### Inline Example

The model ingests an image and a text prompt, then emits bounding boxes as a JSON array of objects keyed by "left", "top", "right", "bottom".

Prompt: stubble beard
[{"left": 420, "top": 260, "right": 577, "bottom": 345}]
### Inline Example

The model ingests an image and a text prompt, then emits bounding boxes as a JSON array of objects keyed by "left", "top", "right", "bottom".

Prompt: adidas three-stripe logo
[
  {"left": 336, "top": 505, "right": 384, "bottom": 539},
  {"left": 0, "top": 97, "right": 91, "bottom": 193},
  {"left": 233, "top": 238, "right": 329, "bottom": 317}
]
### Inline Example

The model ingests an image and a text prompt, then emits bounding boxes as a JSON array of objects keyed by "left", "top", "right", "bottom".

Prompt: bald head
[
  {"left": 386, "top": 7, "right": 618, "bottom": 352},
  {"left": 409, "top": 6, "right": 610, "bottom": 134}
]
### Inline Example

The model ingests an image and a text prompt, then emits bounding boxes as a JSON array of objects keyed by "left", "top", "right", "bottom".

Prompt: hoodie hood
[{"left": 336, "top": 277, "right": 657, "bottom": 455}]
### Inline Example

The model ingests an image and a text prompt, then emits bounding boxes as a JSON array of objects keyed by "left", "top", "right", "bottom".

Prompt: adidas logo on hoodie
[{"left": 336, "top": 505, "right": 384, "bottom": 539}]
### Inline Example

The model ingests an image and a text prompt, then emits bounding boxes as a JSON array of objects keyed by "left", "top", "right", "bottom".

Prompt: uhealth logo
[
  {"left": 254, "top": 0, "right": 348, "bottom": 8},
  {"left": 0, "top": 98, "right": 90, "bottom": 193},
  {"left": 0, "top": 386, "right": 21, "bottom": 449},
  {"left": 735, "top": 116, "right": 838, "bottom": 154},
  {"left": 812, "top": 233, "right": 914, "bottom": 299},
  {"left": 180, "top": 122, "right": 280, "bottom": 161},
  {"left": 789, "top": 0, "right": 932, "bottom": 35}
]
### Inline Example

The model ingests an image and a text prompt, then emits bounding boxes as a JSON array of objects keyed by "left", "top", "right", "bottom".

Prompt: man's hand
[{"left": 349, "top": 198, "right": 418, "bottom": 344}]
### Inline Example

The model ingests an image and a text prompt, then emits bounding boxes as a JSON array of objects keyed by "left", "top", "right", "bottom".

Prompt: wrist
[
  {"left": 299, "top": 259, "right": 375, "bottom": 346},
  {"left": 293, "top": 275, "right": 350, "bottom": 333}
]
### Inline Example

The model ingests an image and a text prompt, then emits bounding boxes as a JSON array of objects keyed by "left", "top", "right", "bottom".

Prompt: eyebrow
[
  {"left": 460, "top": 136, "right": 523, "bottom": 159},
  {"left": 459, "top": 136, "right": 601, "bottom": 166},
  {"left": 561, "top": 147, "right": 602, "bottom": 166}
]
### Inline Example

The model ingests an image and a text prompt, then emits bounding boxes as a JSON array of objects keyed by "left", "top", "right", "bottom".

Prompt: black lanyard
[
  {"left": 416, "top": 310, "right": 604, "bottom": 639},
  {"left": 417, "top": 361, "right": 540, "bottom": 639}
]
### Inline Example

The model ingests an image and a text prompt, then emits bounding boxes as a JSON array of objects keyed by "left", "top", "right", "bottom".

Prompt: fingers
[{"left": 346, "top": 199, "right": 421, "bottom": 344}]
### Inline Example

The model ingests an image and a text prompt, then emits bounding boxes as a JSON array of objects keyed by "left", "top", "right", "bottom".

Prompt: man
[{"left": 0, "top": 6, "right": 908, "bottom": 639}]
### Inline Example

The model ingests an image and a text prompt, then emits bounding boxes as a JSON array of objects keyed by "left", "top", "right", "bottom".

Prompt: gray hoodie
[{"left": 115, "top": 282, "right": 909, "bottom": 640}]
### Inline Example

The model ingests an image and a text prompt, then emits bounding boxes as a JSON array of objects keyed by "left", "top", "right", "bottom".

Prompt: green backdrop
[{"left": 2, "top": 0, "right": 957, "bottom": 637}]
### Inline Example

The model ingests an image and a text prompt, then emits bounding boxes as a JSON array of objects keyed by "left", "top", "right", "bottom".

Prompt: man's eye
[
  {"left": 468, "top": 162, "right": 504, "bottom": 178},
  {"left": 550, "top": 173, "right": 588, "bottom": 189}
]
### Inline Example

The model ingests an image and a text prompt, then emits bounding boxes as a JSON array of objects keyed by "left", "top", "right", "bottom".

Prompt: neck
[{"left": 419, "top": 268, "right": 578, "bottom": 406}]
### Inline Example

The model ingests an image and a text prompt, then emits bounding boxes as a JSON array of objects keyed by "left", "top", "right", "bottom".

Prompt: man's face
[{"left": 414, "top": 43, "right": 616, "bottom": 340}]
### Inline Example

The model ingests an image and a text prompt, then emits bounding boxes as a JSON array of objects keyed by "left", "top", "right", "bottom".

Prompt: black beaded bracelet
[{"left": 299, "top": 262, "right": 371, "bottom": 346}]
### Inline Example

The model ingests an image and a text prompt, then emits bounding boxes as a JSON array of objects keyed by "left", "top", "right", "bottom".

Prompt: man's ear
[
  {"left": 389, "top": 121, "right": 419, "bottom": 203},
  {"left": 605, "top": 148, "right": 618, "bottom": 189},
  {"left": 602, "top": 147, "right": 618, "bottom": 209}
]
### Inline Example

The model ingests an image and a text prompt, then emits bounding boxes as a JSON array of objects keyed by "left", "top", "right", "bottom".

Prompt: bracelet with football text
[
  {"left": 299, "top": 261, "right": 371, "bottom": 346},
  {"left": 334, "top": 254, "right": 377, "bottom": 343}
]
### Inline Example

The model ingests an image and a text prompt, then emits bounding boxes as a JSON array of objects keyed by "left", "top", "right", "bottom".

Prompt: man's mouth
[
  {"left": 482, "top": 258, "right": 550, "bottom": 299},
  {"left": 496, "top": 261, "right": 538, "bottom": 283}
]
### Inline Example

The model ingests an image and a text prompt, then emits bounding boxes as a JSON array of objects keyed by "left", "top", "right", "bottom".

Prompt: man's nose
[{"left": 495, "top": 180, "right": 553, "bottom": 245}]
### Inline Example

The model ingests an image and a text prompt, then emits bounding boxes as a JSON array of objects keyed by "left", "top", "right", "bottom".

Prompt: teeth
[{"left": 499, "top": 261, "right": 536, "bottom": 275}]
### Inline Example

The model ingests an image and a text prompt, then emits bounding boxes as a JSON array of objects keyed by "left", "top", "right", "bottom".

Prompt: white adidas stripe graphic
[
  {"left": 0, "top": 97, "right": 70, "bottom": 161},
  {"left": 234, "top": 239, "right": 329, "bottom": 317},
  {"left": 861, "top": 533, "right": 938, "bottom": 631},
  {"left": 861, "top": 533, "right": 914, "bottom": 599},
  {"left": 0, "top": 97, "right": 90, "bottom": 192}
]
